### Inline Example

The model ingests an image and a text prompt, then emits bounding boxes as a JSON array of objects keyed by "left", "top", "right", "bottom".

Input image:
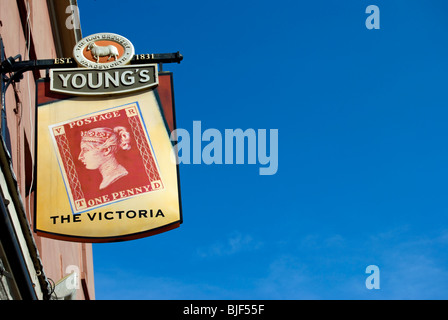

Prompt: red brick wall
[{"left": 0, "top": 0, "right": 94, "bottom": 300}]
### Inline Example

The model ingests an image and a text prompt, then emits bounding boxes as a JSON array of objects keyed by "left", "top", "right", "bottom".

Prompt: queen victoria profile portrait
[{"left": 78, "top": 126, "right": 132, "bottom": 190}]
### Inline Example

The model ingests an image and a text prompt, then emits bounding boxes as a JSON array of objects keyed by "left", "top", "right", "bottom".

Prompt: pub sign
[{"left": 34, "top": 33, "right": 182, "bottom": 242}]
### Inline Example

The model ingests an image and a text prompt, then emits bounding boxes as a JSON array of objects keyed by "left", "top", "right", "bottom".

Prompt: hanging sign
[{"left": 34, "top": 33, "right": 182, "bottom": 242}]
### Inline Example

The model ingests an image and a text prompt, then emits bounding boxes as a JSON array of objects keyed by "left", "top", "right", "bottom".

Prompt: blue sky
[{"left": 78, "top": 0, "right": 448, "bottom": 299}]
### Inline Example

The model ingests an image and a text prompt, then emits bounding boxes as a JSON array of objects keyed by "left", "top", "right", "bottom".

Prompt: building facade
[{"left": 0, "top": 0, "right": 94, "bottom": 300}]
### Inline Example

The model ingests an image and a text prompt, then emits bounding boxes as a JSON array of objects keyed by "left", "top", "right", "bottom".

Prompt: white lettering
[
  {"left": 170, "top": 121, "right": 279, "bottom": 176},
  {"left": 65, "top": 5, "right": 81, "bottom": 30},
  {"left": 65, "top": 265, "right": 80, "bottom": 290},
  {"left": 53, "top": 67, "right": 156, "bottom": 94},
  {"left": 104, "top": 71, "right": 120, "bottom": 88},
  {"left": 71, "top": 74, "right": 86, "bottom": 88},
  {"left": 225, "top": 128, "right": 256, "bottom": 165},
  {"left": 58, "top": 73, "right": 71, "bottom": 88},
  {"left": 365, "top": 5, "right": 380, "bottom": 30},
  {"left": 258, "top": 129, "right": 278, "bottom": 175},
  {"left": 87, "top": 72, "right": 103, "bottom": 89},
  {"left": 365, "top": 265, "right": 380, "bottom": 289},
  {"left": 170, "top": 129, "right": 191, "bottom": 164},
  {"left": 202, "top": 128, "right": 222, "bottom": 165}
]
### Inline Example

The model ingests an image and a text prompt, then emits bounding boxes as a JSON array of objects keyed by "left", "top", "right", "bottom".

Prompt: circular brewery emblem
[{"left": 73, "top": 33, "right": 135, "bottom": 69}]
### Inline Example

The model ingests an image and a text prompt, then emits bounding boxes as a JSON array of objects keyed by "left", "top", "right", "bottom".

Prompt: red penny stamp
[{"left": 49, "top": 102, "right": 163, "bottom": 214}]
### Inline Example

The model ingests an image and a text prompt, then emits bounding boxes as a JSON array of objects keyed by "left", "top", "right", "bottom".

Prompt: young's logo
[{"left": 73, "top": 33, "right": 135, "bottom": 69}]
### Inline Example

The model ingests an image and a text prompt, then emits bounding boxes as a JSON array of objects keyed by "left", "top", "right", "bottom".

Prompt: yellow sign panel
[{"left": 35, "top": 81, "right": 182, "bottom": 242}]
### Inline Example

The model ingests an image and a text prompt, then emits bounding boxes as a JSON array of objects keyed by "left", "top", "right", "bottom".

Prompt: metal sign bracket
[{"left": 0, "top": 35, "right": 182, "bottom": 138}]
